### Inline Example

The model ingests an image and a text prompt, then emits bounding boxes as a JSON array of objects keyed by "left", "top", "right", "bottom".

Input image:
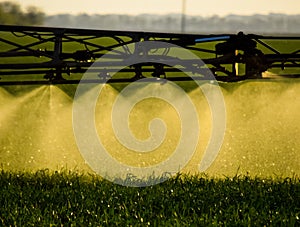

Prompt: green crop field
[{"left": 0, "top": 170, "right": 299, "bottom": 226}]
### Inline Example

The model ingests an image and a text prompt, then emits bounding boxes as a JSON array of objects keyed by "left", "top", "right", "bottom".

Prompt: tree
[
  {"left": 0, "top": 1, "right": 45, "bottom": 26},
  {"left": 23, "top": 6, "right": 45, "bottom": 25}
]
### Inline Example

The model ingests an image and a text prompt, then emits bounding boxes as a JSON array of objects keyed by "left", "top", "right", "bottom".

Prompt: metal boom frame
[{"left": 0, "top": 25, "right": 299, "bottom": 85}]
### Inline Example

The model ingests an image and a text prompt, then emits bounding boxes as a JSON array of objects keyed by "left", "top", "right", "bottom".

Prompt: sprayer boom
[{"left": 0, "top": 25, "right": 299, "bottom": 85}]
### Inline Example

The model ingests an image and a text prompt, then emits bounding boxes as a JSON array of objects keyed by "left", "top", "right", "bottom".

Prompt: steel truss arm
[{"left": 0, "top": 25, "right": 299, "bottom": 85}]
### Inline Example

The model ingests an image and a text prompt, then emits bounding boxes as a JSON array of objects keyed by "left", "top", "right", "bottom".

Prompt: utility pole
[{"left": 181, "top": 0, "right": 186, "bottom": 33}]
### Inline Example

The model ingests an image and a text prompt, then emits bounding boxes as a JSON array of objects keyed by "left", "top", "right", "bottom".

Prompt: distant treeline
[
  {"left": 45, "top": 13, "right": 300, "bottom": 34},
  {"left": 0, "top": 1, "right": 299, "bottom": 34},
  {"left": 0, "top": 1, "right": 45, "bottom": 26}
]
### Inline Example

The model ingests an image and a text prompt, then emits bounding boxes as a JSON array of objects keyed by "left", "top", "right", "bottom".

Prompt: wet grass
[{"left": 0, "top": 169, "right": 299, "bottom": 226}]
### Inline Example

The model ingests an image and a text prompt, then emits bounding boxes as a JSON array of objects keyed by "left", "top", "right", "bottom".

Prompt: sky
[{"left": 2, "top": 0, "right": 300, "bottom": 16}]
